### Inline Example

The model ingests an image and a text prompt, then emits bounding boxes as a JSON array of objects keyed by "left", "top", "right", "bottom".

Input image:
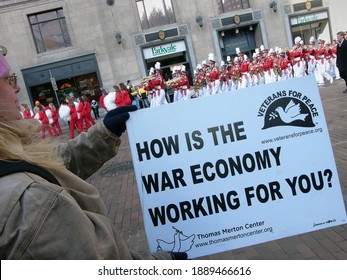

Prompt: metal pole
[{"left": 49, "top": 70, "right": 60, "bottom": 107}]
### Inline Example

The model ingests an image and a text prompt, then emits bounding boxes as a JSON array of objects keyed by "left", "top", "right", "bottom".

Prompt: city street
[{"left": 83, "top": 80, "right": 347, "bottom": 260}]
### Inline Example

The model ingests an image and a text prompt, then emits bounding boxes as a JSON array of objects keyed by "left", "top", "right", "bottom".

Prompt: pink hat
[{"left": 0, "top": 53, "right": 10, "bottom": 78}]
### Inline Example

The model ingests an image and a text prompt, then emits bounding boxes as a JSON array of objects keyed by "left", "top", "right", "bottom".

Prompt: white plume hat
[
  {"left": 294, "top": 36, "right": 301, "bottom": 44},
  {"left": 208, "top": 53, "right": 215, "bottom": 61}
]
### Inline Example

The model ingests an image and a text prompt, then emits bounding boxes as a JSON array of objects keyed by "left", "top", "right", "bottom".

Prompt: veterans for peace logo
[{"left": 258, "top": 90, "right": 319, "bottom": 129}]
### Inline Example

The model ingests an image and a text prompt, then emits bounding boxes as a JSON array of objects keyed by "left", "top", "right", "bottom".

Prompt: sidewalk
[{"left": 84, "top": 79, "right": 347, "bottom": 260}]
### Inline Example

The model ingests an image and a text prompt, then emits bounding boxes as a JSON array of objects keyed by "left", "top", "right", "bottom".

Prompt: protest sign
[{"left": 126, "top": 75, "right": 346, "bottom": 259}]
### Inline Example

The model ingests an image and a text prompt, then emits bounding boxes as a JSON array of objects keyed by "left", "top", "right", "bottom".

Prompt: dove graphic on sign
[
  {"left": 275, "top": 99, "right": 308, "bottom": 124},
  {"left": 261, "top": 97, "right": 315, "bottom": 129},
  {"left": 156, "top": 227, "right": 195, "bottom": 253}
]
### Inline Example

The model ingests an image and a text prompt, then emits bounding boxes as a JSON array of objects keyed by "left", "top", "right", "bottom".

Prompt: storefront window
[
  {"left": 216, "top": 0, "right": 250, "bottom": 14},
  {"left": 30, "top": 83, "right": 59, "bottom": 107},
  {"left": 76, "top": 73, "right": 101, "bottom": 100},
  {"left": 29, "top": 72, "right": 101, "bottom": 107},
  {"left": 221, "top": 27, "right": 256, "bottom": 60},
  {"left": 136, "top": 0, "right": 176, "bottom": 30},
  {"left": 28, "top": 8, "right": 72, "bottom": 54}
]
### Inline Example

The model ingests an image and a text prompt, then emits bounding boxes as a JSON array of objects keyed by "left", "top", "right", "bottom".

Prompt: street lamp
[
  {"left": 269, "top": 0, "right": 278, "bottom": 12},
  {"left": 195, "top": 15, "right": 203, "bottom": 28},
  {"left": 106, "top": 0, "right": 114, "bottom": 6},
  {"left": 115, "top": 32, "right": 122, "bottom": 44}
]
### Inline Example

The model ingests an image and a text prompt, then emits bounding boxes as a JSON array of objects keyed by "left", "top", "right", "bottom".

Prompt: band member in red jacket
[
  {"left": 49, "top": 103, "right": 63, "bottom": 135},
  {"left": 35, "top": 103, "right": 54, "bottom": 139}
]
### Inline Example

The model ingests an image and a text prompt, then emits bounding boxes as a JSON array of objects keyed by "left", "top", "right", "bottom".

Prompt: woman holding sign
[{"left": 0, "top": 50, "right": 185, "bottom": 260}]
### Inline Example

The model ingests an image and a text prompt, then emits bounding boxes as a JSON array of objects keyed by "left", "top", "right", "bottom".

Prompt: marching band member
[
  {"left": 230, "top": 57, "right": 240, "bottom": 91},
  {"left": 248, "top": 53, "right": 260, "bottom": 87},
  {"left": 226, "top": 56, "right": 234, "bottom": 92},
  {"left": 315, "top": 37, "right": 333, "bottom": 85},
  {"left": 239, "top": 53, "right": 250, "bottom": 89},
  {"left": 278, "top": 48, "right": 290, "bottom": 81},
  {"left": 256, "top": 48, "right": 266, "bottom": 85},
  {"left": 201, "top": 60, "right": 211, "bottom": 96},
  {"left": 219, "top": 60, "right": 229, "bottom": 93},
  {"left": 172, "top": 66, "right": 180, "bottom": 102},
  {"left": 144, "top": 67, "right": 155, "bottom": 106},
  {"left": 208, "top": 53, "right": 220, "bottom": 95},
  {"left": 290, "top": 36, "right": 306, "bottom": 78},
  {"left": 177, "top": 65, "right": 192, "bottom": 100},
  {"left": 305, "top": 36, "right": 318, "bottom": 81},
  {"left": 149, "top": 62, "right": 168, "bottom": 107},
  {"left": 194, "top": 64, "right": 205, "bottom": 98},
  {"left": 264, "top": 48, "right": 277, "bottom": 83}
]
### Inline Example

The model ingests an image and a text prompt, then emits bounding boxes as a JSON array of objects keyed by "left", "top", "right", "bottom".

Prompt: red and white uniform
[
  {"left": 149, "top": 70, "right": 167, "bottom": 107},
  {"left": 290, "top": 44, "right": 306, "bottom": 77},
  {"left": 209, "top": 66, "right": 220, "bottom": 95},
  {"left": 315, "top": 39, "right": 333, "bottom": 85}
]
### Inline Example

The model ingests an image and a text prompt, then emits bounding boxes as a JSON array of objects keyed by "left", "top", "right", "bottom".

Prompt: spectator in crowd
[
  {"left": 90, "top": 99, "right": 100, "bottom": 119},
  {"left": 21, "top": 103, "right": 34, "bottom": 119},
  {"left": 336, "top": 31, "right": 347, "bottom": 93}
]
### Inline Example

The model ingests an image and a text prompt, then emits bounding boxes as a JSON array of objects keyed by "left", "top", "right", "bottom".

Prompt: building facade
[{"left": 0, "top": 0, "right": 345, "bottom": 107}]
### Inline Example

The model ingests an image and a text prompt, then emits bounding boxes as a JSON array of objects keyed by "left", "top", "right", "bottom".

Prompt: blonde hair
[{"left": 0, "top": 119, "right": 64, "bottom": 169}]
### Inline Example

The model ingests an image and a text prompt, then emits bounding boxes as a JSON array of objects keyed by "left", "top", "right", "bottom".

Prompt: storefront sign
[
  {"left": 143, "top": 41, "right": 186, "bottom": 59},
  {"left": 291, "top": 11, "right": 328, "bottom": 26},
  {"left": 127, "top": 76, "right": 346, "bottom": 259}
]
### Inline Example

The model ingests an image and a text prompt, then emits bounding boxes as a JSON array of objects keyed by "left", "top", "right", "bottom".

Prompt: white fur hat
[
  {"left": 149, "top": 67, "right": 155, "bottom": 75},
  {"left": 236, "top": 47, "right": 241, "bottom": 54},
  {"left": 260, "top": 45, "right": 265, "bottom": 51},
  {"left": 294, "top": 36, "right": 302, "bottom": 44},
  {"left": 220, "top": 60, "right": 225, "bottom": 67},
  {"left": 208, "top": 53, "right": 215, "bottom": 61},
  {"left": 155, "top": 61, "right": 161, "bottom": 70},
  {"left": 227, "top": 55, "right": 231, "bottom": 62},
  {"left": 181, "top": 65, "right": 186, "bottom": 72},
  {"left": 309, "top": 36, "right": 315, "bottom": 42}
]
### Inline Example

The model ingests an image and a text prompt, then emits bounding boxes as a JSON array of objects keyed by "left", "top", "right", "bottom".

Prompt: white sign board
[
  {"left": 143, "top": 40, "right": 186, "bottom": 59},
  {"left": 50, "top": 77, "right": 58, "bottom": 91},
  {"left": 126, "top": 76, "right": 346, "bottom": 259},
  {"left": 290, "top": 11, "right": 328, "bottom": 26}
]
